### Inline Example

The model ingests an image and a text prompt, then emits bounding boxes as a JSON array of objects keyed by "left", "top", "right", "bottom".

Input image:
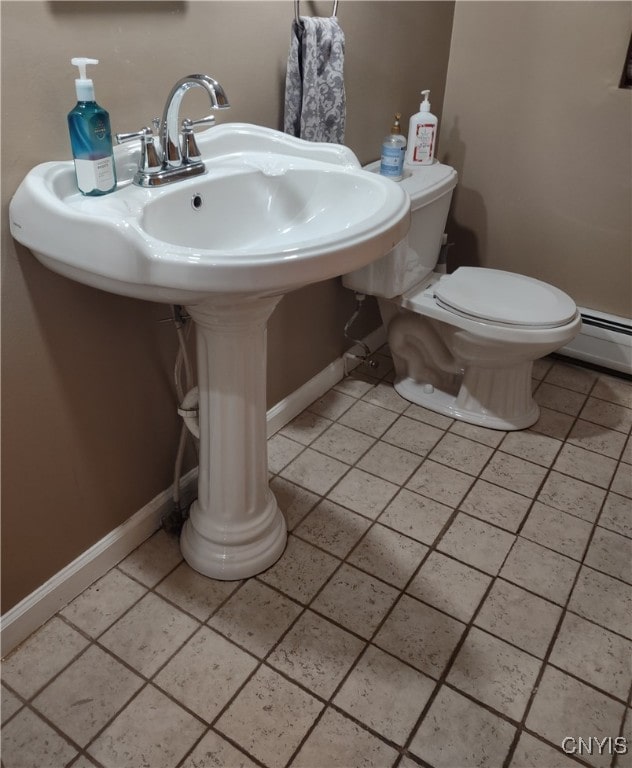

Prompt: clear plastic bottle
[
  {"left": 67, "top": 58, "right": 116, "bottom": 196},
  {"left": 379, "top": 113, "right": 406, "bottom": 181}
]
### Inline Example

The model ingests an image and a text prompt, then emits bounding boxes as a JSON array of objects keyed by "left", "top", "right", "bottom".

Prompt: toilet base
[{"left": 394, "top": 360, "right": 540, "bottom": 431}]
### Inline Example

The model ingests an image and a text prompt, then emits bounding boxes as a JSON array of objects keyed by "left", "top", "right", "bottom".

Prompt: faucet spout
[{"left": 161, "top": 74, "right": 230, "bottom": 169}]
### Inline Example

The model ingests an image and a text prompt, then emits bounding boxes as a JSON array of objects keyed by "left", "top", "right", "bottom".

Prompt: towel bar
[{"left": 294, "top": 0, "right": 339, "bottom": 24}]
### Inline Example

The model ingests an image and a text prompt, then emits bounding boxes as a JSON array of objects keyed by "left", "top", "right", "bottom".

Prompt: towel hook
[{"left": 294, "top": 0, "right": 339, "bottom": 24}]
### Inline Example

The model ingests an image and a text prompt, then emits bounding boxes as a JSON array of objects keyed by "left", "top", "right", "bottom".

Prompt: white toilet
[{"left": 343, "top": 162, "right": 582, "bottom": 431}]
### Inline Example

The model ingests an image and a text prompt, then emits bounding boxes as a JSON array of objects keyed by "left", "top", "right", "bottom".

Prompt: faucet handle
[
  {"left": 181, "top": 115, "right": 216, "bottom": 164},
  {"left": 116, "top": 126, "right": 162, "bottom": 174}
]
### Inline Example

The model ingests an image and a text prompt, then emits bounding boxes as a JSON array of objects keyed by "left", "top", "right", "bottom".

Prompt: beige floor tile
[
  {"left": 510, "top": 731, "right": 587, "bottom": 768},
  {"left": 448, "top": 627, "right": 541, "bottom": 720},
  {"left": 521, "top": 502, "right": 593, "bottom": 560},
  {"left": 580, "top": 397, "right": 632, "bottom": 433},
  {"left": 382, "top": 415, "right": 444, "bottom": 456},
  {"left": 308, "top": 389, "right": 356, "bottom": 420},
  {"left": 88, "top": 685, "right": 205, "bottom": 768},
  {"left": 32, "top": 645, "right": 143, "bottom": 746},
  {"left": 311, "top": 564, "right": 399, "bottom": 639},
  {"left": 407, "top": 551, "right": 491, "bottom": 622},
  {"left": 312, "top": 423, "right": 375, "bottom": 464},
  {"left": 592, "top": 374, "right": 632, "bottom": 408},
  {"left": 269, "top": 476, "right": 319, "bottom": 531},
  {"left": 475, "top": 579, "right": 562, "bottom": 658},
  {"left": 537, "top": 471, "right": 606, "bottom": 523},
  {"left": 529, "top": 405, "right": 575, "bottom": 440},
  {"left": 374, "top": 594, "right": 465, "bottom": 678},
  {"left": 268, "top": 610, "right": 364, "bottom": 698},
  {"left": 481, "top": 452, "right": 548, "bottom": 498},
  {"left": 379, "top": 488, "right": 453, "bottom": 545},
  {"left": 1, "top": 617, "right": 89, "bottom": 699},
  {"left": 612, "top": 462, "right": 632, "bottom": 498},
  {"left": 216, "top": 665, "right": 323, "bottom": 768},
  {"left": 118, "top": 529, "right": 182, "bottom": 588},
  {"left": 501, "top": 538, "right": 579, "bottom": 605},
  {"left": 500, "top": 430, "right": 563, "bottom": 467},
  {"left": 180, "top": 729, "right": 259, "bottom": 768},
  {"left": 568, "top": 419, "right": 628, "bottom": 459},
  {"left": 0, "top": 707, "right": 77, "bottom": 768},
  {"left": 438, "top": 513, "right": 515, "bottom": 575},
  {"left": 448, "top": 420, "right": 506, "bottom": 447},
  {"left": 599, "top": 492, "right": 632, "bottom": 538},
  {"left": 1, "top": 685, "right": 21, "bottom": 725},
  {"left": 347, "top": 524, "right": 428, "bottom": 588},
  {"left": 544, "top": 361, "right": 597, "bottom": 393},
  {"left": 549, "top": 612, "right": 632, "bottom": 700},
  {"left": 61, "top": 568, "right": 147, "bottom": 638},
  {"left": 295, "top": 498, "right": 371, "bottom": 558},
  {"left": 154, "top": 627, "right": 258, "bottom": 722},
  {"left": 209, "top": 579, "right": 302, "bottom": 658},
  {"left": 99, "top": 593, "right": 199, "bottom": 677},
  {"left": 585, "top": 526, "right": 632, "bottom": 583},
  {"left": 569, "top": 566, "right": 632, "bottom": 640},
  {"left": 622, "top": 434, "right": 632, "bottom": 464},
  {"left": 333, "top": 644, "right": 435, "bottom": 745},
  {"left": 279, "top": 410, "right": 332, "bottom": 446},
  {"left": 526, "top": 666, "right": 625, "bottom": 768},
  {"left": 356, "top": 440, "right": 422, "bottom": 485},
  {"left": 279, "top": 448, "right": 349, "bottom": 496},
  {"left": 338, "top": 399, "right": 399, "bottom": 438},
  {"left": 267, "top": 433, "right": 305, "bottom": 473},
  {"left": 155, "top": 562, "right": 240, "bottom": 622},
  {"left": 333, "top": 372, "right": 376, "bottom": 399},
  {"left": 311, "top": 422, "right": 375, "bottom": 465},
  {"left": 406, "top": 459, "right": 474, "bottom": 507},
  {"left": 460, "top": 479, "right": 531, "bottom": 532},
  {"left": 534, "top": 383, "right": 587, "bottom": 416},
  {"left": 327, "top": 467, "right": 399, "bottom": 519},
  {"left": 429, "top": 433, "right": 494, "bottom": 476},
  {"left": 258, "top": 535, "right": 340, "bottom": 604},
  {"left": 410, "top": 684, "right": 515, "bottom": 768},
  {"left": 404, "top": 402, "right": 454, "bottom": 430},
  {"left": 362, "top": 382, "right": 409, "bottom": 413},
  {"left": 291, "top": 706, "right": 399, "bottom": 768}
]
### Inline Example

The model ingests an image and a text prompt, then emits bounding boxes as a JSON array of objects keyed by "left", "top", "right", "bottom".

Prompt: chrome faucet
[{"left": 117, "top": 74, "right": 230, "bottom": 187}]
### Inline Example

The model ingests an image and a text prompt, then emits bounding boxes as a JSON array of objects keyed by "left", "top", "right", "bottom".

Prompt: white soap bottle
[
  {"left": 379, "top": 113, "right": 406, "bottom": 181},
  {"left": 405, "top": 89, "right": 438, "bottom": 166}
]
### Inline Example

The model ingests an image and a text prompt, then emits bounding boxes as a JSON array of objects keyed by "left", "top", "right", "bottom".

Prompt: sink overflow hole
[{"left": 191, "top": 194, "right": 203, "bottom": 211}]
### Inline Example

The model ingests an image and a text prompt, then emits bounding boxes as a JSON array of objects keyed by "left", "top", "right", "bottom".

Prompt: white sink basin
[
  {"left": 10, "top": 123, "right": 410, "bottom": 304},
  {"left": 10, "top": 122, "right": 410, "bottom": 581}
]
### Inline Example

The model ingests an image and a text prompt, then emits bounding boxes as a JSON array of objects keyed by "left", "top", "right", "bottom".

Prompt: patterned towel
[{"left": 284, "top": 16, "right": 346, "bottom": 143}]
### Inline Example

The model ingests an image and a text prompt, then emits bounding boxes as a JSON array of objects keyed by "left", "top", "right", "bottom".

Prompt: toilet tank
[{"left": 343, "top": 161, "right": 457, "bottom": 299}]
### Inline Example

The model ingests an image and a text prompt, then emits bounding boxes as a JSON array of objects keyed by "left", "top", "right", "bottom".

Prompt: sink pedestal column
[{"left": 180, "top": 296, "right": 287, "bottom": 580}]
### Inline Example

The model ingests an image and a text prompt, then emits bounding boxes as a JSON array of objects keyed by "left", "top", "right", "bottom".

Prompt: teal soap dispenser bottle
[{"left": 67, "top": 58, "right": 116, "bottom": 196}]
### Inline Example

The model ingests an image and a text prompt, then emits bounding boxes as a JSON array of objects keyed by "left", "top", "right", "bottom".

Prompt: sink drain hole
[{"left": 191, "top": 194, "right": 203, "bottom": 211}]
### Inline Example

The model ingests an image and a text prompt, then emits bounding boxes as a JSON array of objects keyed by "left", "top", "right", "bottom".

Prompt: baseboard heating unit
[{"left": 560, "top": 307, "right": 631, "bottom": 376}]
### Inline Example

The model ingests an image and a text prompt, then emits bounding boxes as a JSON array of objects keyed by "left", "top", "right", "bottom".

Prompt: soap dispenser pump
[
  {"left": 67, "top": 57, "right": 116, "bottom": 196},
  {"left": 379, "top": 113, "right": 407, "bottom": 181},
  {"left": 405, "top": 89, "right": 438, "bottom": 166}
]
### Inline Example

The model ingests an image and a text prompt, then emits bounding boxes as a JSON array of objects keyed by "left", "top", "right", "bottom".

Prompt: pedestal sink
[{"left": 10, "top": 122, "right": 410, "bottom": 579}]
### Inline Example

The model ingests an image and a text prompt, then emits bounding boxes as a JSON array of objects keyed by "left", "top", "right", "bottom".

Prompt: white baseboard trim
[
  {"left": 1, "top": 330, "right": 386, "bottom": 657},
  {"left": 559, "top": 307, "right": 631, "bottom": 376}
]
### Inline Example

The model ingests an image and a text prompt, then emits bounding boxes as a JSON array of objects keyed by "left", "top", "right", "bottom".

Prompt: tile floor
[{"left": 2, "top": 352, "right": 631, "bottom": 768}]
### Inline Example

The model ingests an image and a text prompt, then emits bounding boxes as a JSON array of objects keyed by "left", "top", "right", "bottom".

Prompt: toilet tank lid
[
  {"left": 435, "top": 268, "right": 578, "bottom": 328},
  {"left": 364, "top": 160, "right": 457, "bottom": 208}
]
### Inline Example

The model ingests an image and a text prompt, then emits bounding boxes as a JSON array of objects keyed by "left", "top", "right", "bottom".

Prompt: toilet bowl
[{"left": 343, "top": 162, "right": 581, "bottom": 431}]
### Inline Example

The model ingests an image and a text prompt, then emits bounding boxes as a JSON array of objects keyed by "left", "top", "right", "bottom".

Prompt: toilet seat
[{"left": 433, "top": 267, "right": 578, "bottom": 329}]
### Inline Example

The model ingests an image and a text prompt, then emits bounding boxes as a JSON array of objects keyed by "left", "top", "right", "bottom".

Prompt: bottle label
[
  {"left": 74, "top": 156, "right": 116, "bottom": 193},
  {"left": 380, "top": 145, "right": 405, "bottom": 178},
  {"left": 412, "top": 123, "right": 436, "bottom": 163}
]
